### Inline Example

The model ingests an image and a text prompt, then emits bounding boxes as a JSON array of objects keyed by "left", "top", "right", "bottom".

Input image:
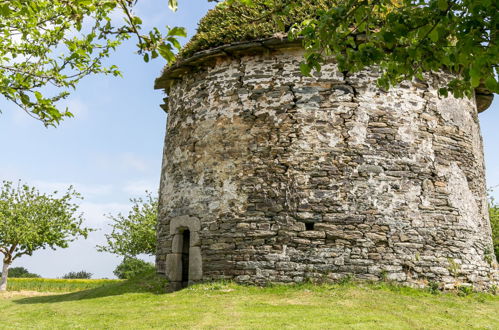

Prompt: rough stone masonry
[{"left": 154, "top": 40, "right": 498, "bottom": 291}]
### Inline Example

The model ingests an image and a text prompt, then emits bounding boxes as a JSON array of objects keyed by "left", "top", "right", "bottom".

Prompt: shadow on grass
[{"left": 13, "top": 272, "right": 169, "bottom": 305}]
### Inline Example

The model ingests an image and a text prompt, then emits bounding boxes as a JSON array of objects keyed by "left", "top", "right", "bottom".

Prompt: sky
[{"left": 0, "top": 0, "right": 498, "bottom": 279}]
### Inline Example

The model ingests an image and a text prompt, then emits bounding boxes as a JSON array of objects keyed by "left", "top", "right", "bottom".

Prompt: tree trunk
[{"left": 0, "top": 259, "right": 10, "bottom": 291}]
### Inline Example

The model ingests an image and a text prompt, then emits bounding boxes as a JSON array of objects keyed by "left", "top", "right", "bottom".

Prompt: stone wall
[{"left": 156, "top": 46, "right": 498, "bottom": 290}]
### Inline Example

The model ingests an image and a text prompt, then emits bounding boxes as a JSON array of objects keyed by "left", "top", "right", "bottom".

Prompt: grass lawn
[
  {"left": 7, "top": 278, "right": 121, "bottom": 292},
  {"left": 0, "top": 273, "right": 497, "bottom": 329}
]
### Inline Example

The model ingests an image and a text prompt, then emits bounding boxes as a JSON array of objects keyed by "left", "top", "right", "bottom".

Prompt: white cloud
[
  {"left": 122, "top": 180, "right": 158, "bottom": 196},
  {"left": 0, "top": 165, "right": 24, "bottom": 181},
  {"left": 11, "top": 106, "right": 37, "bottom": 127},
  {"left": 121, "top": 152, "right": 149, "bottom": 172},
  {"left": 64, "top": 98, "right": 88, "bottom": 118},
  {"left": 80, "top": 202, "right": 131, "bottom": 227},
  {"left": 32, "top": 180, "right": 114, "bottom": 198},
  {"left": 93, "top": 152, "right": 151, "bottom": 173}
]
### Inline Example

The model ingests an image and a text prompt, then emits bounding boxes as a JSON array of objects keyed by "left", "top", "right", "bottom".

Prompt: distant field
[
  {"left": 0, "top": 273, "right": 498, "bottom": 329},
  {"left": 7, "top": 278, "right": 121, "bottom": 292}
]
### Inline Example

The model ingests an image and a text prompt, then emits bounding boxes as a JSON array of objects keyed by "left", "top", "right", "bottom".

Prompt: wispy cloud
[
  {"left": 94, "top": 152, "right": 151, "bottom": 173},
  {"left": 80, "top": 201, "right": 131, "bottom": 227},
  {"left": 121, "top": 152, "right": 149, "bottom": 172},
  {"left": 64, "top": 98, "right": 88, "bottom": 119},
  {"left": 32, "top": 180, "right": 114, "bottom": 198},
  {"left": 122, "top": 180, "right": 158, "bottom": 196}
]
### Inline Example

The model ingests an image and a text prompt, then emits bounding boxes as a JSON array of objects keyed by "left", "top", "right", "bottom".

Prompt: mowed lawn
[{"left": 0, "top": 274, "right": 498, "bottom": 329}]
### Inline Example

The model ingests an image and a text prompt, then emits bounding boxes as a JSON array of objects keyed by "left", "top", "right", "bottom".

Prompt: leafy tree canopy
[
  {"left": 0, "top": 0, "right": 186, "bottom": 126},
  {"left": 0, "top": 266, "right": 40, "bottom": 278},
  {"left": 113, "top": 257, "right": 155, "bottom": 279},
  {"left": 1, "top": 0, "right": 496, "bottom": 125},
  {"left": 97, "top": 192, "right": 157, "bottom": 258},
  {"left": 0, "top": 180, "right": 90, "bottom": 290},
  {"left": 289, "top": 0, "right": 498, "bottom": 98},
  {"left": 182, "top": 0, "right": 497, "bottom": 99},
  {"left": 62, "top": 270, "right": 92, "bottom": 279}
]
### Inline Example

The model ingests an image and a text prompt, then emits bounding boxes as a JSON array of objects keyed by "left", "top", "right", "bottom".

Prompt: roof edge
[
  {"left": 154, "top": 37, "right": 301, "bottom": 91},
  {"left": 154, "top": 37, "right": 493, "bottom": 113}
]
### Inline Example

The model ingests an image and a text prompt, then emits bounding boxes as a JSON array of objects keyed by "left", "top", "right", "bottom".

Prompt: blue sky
[{"left": 0, "top": 0, "right": 498, "bottom": 278}]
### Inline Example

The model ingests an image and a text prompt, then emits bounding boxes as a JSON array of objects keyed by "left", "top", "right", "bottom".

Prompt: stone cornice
[{"left": 154, "top": 38, "right": 493, "bottom": 113}]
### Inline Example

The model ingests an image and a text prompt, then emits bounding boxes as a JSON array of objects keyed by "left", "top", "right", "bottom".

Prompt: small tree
[
  {"left": 62, "top": 271, "right": 92, "bottom": 279},
  {"left": 97, "top": 192, "right": 157, "bottom": 258},
  {"left": 0, "top": 181, "right": 91, "bottom": 291},
  {"left": 113, "top": 257, "right": 155, "bottom": 280}
]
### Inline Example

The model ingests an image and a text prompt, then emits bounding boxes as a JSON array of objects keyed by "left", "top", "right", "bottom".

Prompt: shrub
[
  {"left": 489, "top": 197, "right": 499, "bottom": 259},
  {"left": 457, "top": 285, "right": 474, "bottom": 297},
  {"left": 113, "top": 257, "right": 155, "bottom": 280},
  {"left": 427, "top": 281, "right": 440, "bottom": 295},
  {"left": 62, "top": 271, "right": 92, "bottom": 279},
  {"left": 1, "top": 266, "right": 40, "bottom": 278}
]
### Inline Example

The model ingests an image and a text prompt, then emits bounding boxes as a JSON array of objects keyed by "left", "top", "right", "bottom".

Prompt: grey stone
[{"left": 154, "top": 41, "right": 498, "bottom": 291}]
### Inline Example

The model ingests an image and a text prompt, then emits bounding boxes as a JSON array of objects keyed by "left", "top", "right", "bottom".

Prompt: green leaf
[
  {"left": 470, "top": 65, "right": 481, "bottom": 88},
  {"left": 168, "top": 27, "right": 187, "bottom": 38},
  {"left": 158, "top": 44, "right": 175, "bottom": 63},
  {"left": 20, "top": 93, "right": 30, "bottom": 105},
  {"left": 168, "top": 0, "right": 178, "bottom": 11},
  {"left": 470, "top": 75, "right": 481, "bottom": 88},
  {"left": 168, "top": 37, "right": 182, "bottom": 51},
  {"left": 429, "top": 29, "right": 439, "bottom": 42},
  {"left": 34, "top": 91, "right": 43, "bottom": 102},
  {"left": 300, "top": 62, "right": 312, "bottom": 76},
  {"left": 484, "top": 76, "right": 498, "bottom": 92},
  {"left": 437, "top": 0, "right": 448, "bottom": 11},
  {"left": 132, "top": 16, "right": 142, "bottom": 25}
]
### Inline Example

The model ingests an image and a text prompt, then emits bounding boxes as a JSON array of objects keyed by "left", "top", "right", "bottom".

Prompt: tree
[
  {"left": 285, "top": 0, "right": 498, "bottom": 98},
  {"left": 0, "top": 0, "right": 186, "bottom": 126},
  {"left": 2, "top": 1, "right": 495, "bottom": 126},
  {"left": 0, "top": 181, "right": 91, "bottom": 291},
  {"left": 113, "top": 257, "right": 155, "bottom": 279},
  {"left": 97, "top": 192, "right": 157, "bottom": 258},
  {"left": 2, "top": 266, "right": 40, "bottom": 278},
  {"left": 216, "top": 0, "right": 497, "bottom": 98},
  {"left": 62, "top": 270, "right": 92, "bottom": 279}
]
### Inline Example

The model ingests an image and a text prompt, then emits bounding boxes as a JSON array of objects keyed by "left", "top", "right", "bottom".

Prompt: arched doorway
[{"left": 166, "top": 216, "right": 202, "bottom": 291}]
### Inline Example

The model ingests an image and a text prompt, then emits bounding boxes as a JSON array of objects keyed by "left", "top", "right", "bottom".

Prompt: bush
[
  {"left": 62, "top": 271, "right": 92, "bottom": 279},
  {"left": 0, "top": 266, "right": 40, "bottom": 278},
  {"left": 489, "top": 197, "right": 499, "bottom": 259},
  {"left": 113, "top": 257, "right": 155, "bottom": 280}
]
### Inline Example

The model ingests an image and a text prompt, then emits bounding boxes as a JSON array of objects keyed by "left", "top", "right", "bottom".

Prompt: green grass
[
  {"left": 0, "top": 273, "right": 497, "bottom": 329},
  {"left": 7, "top": 278, "right": 121, "bottom": 292}
]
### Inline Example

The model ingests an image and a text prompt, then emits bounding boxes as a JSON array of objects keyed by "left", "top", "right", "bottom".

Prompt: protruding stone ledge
[{"left": 154, "top": 38, "right": 494, "bottom": 113}]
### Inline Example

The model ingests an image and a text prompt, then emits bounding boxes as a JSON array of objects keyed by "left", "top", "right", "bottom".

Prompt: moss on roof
[{"left": 179, "top": 0, "right": 335, "bottom": 60}]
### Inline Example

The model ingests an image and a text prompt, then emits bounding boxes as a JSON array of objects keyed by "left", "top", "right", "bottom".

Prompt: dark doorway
[{"left": 181, "top": 229, "right": 190, "bottom": 288}]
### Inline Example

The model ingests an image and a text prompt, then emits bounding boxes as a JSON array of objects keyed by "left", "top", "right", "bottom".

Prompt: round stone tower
[{"left": 154, "top": 3, "right": 497, "bottom": 291}]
